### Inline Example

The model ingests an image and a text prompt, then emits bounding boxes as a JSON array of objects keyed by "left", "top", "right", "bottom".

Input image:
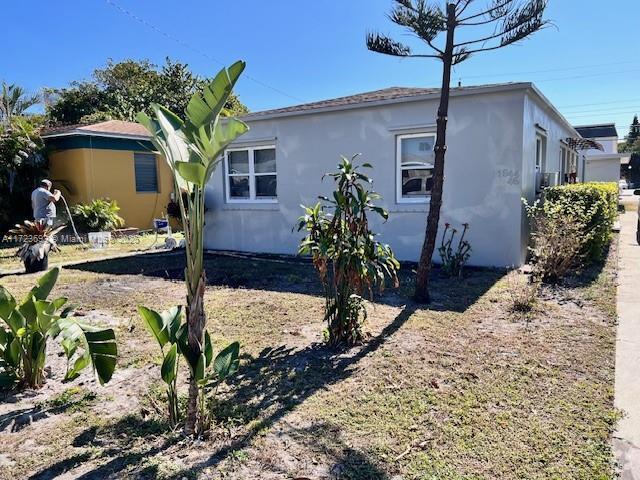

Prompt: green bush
[
  {"left": 70, "top": 198, "right": 125, "bottom": 232},
  {"left": 542, "top": 182, "right": 618, "bottom": 261}
]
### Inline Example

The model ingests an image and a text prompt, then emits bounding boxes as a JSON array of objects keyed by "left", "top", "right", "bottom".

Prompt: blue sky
[{"left": 3, "top": 0, "right": 638, "bottom": 136}]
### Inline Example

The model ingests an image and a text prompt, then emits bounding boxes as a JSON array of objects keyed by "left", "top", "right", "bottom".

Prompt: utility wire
[
  {"left": 460, "top": 59, "right": 640, "bottom": 80},
  {"left": 103, "top": 0, "right": 306, "bottom": 104}
]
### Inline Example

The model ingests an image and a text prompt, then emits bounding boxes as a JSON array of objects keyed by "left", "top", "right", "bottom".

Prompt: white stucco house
[
  {"left": 204, "top": 82, "right": 591, "bottom": 268},
  {"left": 574, "top": 123, "right": 628, "bottom": 183}
]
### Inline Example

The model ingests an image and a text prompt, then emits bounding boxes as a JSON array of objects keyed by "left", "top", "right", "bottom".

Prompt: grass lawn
[
  {"left": 0, "top": 232, "right": 183, "bottom": 274},
  {"left": 0, "top": 241, "right": 618, "bottom": 479}
]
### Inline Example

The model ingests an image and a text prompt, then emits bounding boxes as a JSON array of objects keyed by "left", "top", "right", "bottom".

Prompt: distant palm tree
[{"left": 0, "top": 82, "right": 40, "bottom": 123}]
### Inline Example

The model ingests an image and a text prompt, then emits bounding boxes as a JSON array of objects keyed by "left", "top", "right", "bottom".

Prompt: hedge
[{"left": 542, "top": 182, "right": 618, "bottom": 261}]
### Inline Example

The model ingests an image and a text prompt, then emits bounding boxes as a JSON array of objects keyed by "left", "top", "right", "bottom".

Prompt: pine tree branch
[
  {"left": 366, "top": 33, "right": 412, "bottom": 57},
  {"left": 458, "top": 10, "right": 510, "bottom": 26},
  {"left": 458, "top": 0, "right": 515, "bottom": 23}
]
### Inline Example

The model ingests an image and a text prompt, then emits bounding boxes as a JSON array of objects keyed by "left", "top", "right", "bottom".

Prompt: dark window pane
[
  {"left": 256, "top": 175, "right": 277, "bottom": 198},
  {"left": 134, "top": 153, "right": 158, "bottom": 192},
  {"left": 229, "top": 150, "right": 249, "bottom": 174},
  {"left": 255, "top": 148, "right": 276, "bottom": 173},
  {"left": 229, "top": 176, "right": 249, "bottom": 198},
  {"left": 402, "top": 169, "right": 432, "bottom": 197}
]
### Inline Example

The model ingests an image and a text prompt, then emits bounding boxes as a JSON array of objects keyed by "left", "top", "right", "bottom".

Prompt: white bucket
[{"left": 88, "top": 231, "right": 111, "bottom": 250}]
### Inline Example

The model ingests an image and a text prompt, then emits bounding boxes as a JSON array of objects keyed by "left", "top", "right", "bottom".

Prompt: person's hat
[{"left": 40, "top": 179, "right": 52, "bottom": 188}]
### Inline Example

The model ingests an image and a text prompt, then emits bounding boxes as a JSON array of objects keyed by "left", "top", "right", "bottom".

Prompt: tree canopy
[{"left": 45, "top": 58, "right": 249, "bottom": 125}]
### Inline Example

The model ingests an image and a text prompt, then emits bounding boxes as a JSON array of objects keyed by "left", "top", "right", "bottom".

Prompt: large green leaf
[
  {"left": 0, "top": 286, "right": 16, "bottom": 321},
  {"left": 5, "top": 310, "right": 25, "bottom": 335},
  {"left": 25, "top": 267, "right": 60, "bottom": 302},
  {"left": 161, "top": 343, "right": 178, "bottom": 385},
  {"left": 160, "top": 306, "right": 182, "bottom": 344},
  {"left": 59, "top": 320, "right": 117, "bottom": 385},
  {"left": 138, "top": 306, "right": 169, "bottom": 348},
  {"left": 204, "top": 331, "right": 213, "bottom": 366},
  {"left": 176, "top": 323, "right": 198, "bottom": 372},
  {"left": 213, "top": 341, "right": 240, "bottom": 380},
  {"left": 175, "top": 161, "right": 207, "bottom": 187},
  {"left": 83, "top": 329, "right": 117, "bottom": 385},
  {"left": 185, "top": 61, "right": 246, "bottom": 130}
]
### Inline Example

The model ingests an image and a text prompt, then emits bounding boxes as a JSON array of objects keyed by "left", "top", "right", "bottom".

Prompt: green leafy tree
[
  {"left": 0, "top": 117, "right": 46, "bottom": 232},
  {"left": 367, "top": 0, "right": 548, "bottom": 303},
  {"left": 137, "top": 61, "right": 248, "bottom": 436},
  {"left": 297, "top": 156, "right": 400, "bottom": 346},
  {"left": 0, "top": 83, "right": 40, "bottom": 124},
  {"left": 45, "top": 58, "right": 248, "bottom": 125},
  {"left": 628, "top": 115, "right": 640, "bottom": 145}
]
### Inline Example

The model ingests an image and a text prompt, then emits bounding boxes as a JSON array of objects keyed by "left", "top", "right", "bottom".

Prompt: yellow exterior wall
[
  {"left": 48, "top": 147, "right": 174, "bottom": 229},
  {"left": 48, "top": 149, "right": 92, "bottom": 205}
]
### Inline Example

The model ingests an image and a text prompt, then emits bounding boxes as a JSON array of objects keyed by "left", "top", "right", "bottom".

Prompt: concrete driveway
[{"left": 615, "top": 205, "right": 640, "bottom": 479}]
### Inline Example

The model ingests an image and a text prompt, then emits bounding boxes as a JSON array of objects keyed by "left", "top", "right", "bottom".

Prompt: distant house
[
  {"left": 203, "top": 82, "right": 594, "bottom": 268},
  {"left": 42, "top": 121, "right": 172, "bottom": 229},
  {"left": 574, "top": 123, "right": 629, "bottom": 183}
]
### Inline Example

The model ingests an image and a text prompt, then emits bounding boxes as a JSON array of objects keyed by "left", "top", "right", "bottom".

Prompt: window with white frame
[
  {"left": 225, "top": 146, "right": 277, "bottom": 202},
  {"left": 535, "top": 134, "right": 546, "bottom": 174},
  {"left": 560, "top": 145, "right": 568, "bottom": 184},
  {"left": 397, "top": 133, "right": 436, "bottom": 203}
]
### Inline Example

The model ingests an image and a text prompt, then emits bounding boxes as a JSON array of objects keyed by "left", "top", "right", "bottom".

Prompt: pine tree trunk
[{"left": 414, "top": 3, "right": 457, "bottom": 303}]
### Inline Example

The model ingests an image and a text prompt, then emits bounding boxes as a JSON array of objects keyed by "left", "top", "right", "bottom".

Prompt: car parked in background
[{"left": 635, "top": 189, "right": 640, "bottom": 244}]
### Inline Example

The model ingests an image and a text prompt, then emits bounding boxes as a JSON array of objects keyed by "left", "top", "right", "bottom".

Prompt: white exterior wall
[
  {"left": 583, "top": 136, "right": 621, "bottom": 183},
  {"left": 204, "top": 86, "right": 574, "bottom": 268},
  {"left": 585, "top": 157, "right": 621, "bottom": 182}
]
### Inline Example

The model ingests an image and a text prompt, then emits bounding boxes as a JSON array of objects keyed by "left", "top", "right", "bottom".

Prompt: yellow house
[{"left": 42, "top": 120, "right": 174, "bottom": 229}]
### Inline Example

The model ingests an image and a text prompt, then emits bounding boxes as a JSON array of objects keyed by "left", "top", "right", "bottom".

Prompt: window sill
[
  {"left": 389, "top": 202, "right": 429, "bottom": 213},
  {"left": 222, "top": 203, "right": 280, "bottom": 211}
]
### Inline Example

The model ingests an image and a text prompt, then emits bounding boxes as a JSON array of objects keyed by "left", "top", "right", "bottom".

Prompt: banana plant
[
  {"left": 138, "top": 304, "right": 239, "bottom": 430},
  {"left": 137, "top": 61, "right": 248, "bottom": 435},
  {"left": 0, "top": 267, "right": 117, "bottom": 389}
]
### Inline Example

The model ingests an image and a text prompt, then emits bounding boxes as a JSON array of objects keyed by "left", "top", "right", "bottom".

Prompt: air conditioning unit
[{"left": 536, "top": 172, "right": 560, "bottom": 193}]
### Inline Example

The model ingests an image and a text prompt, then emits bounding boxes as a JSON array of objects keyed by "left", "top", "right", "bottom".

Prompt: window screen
[{"left": 134, "top": 153, "right": 158, "bottom": 193}]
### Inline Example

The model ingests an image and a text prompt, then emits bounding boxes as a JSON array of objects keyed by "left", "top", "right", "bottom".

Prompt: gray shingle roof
[
  {"left": 574, "top": 124, "right": 618, "bottom": 139},
  {"left": 243, "top": 83, "right": 528, "bottom": 120}
]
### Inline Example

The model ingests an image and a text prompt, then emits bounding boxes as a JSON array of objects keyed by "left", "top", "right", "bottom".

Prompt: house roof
[
  {"left": 41, "top": 120, "right": 151, "bottom": 140},
  {"left": 242, "top": 83, "right": 534, "bottom": 120},
  {"left": 573, "top": 124, "right": 618, "bottom": 139}
]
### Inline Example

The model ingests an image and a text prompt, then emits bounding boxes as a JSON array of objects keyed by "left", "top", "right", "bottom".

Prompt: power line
[
  {"left": 562, "top": 105, "right": 640, "bottom": 115},
  {"left": 559, "top": 98, "right": 640, "bottom": 109},
  {"left": 459, "top": 59, "right": 640, "bottom": 80},
  {"left": 566, "top": 110, "right": 640, "bottom": 119},
  {"left": 103, "top": 0, "right": 306, "bottom": 104}
]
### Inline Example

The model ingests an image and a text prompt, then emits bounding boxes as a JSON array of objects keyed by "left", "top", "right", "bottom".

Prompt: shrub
[
  {"left": 71, "top": 198, "right": 124, "bottom": 232},
  {"left": 525, "top": 202, "right": 587, "bottom": 281},
  {"left": 438, "top": 222, "right": 472, "bottom": 277},
  {"left": 506, "top": 272, "right": 539, "bottom": 313},
  {"left": 543, "top": 182, "right": 618, "bottom": 261},
  {"left": 297, "top": 155, "right": 400, "bottom": 347},
  {"left": 0, "top": 267, "right": 117, "bottom": 389}
]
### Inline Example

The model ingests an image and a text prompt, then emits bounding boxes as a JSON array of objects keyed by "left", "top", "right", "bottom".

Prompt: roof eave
[
  {"left": 241, "top": 82, "right": 534, "bottom": 122},
  {"left": 525, "top": 84, "right": 581, "bottom": 138},
  {"left": 42, "top": 130, "right": 152, "bottom": 141}
]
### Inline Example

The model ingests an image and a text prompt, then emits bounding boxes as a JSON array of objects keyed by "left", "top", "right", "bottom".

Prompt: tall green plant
[
  {"left": 0, "top": 267, "right": 117, "bottom": 389},
  {"left": 138, "top": 304, "right": 240, "bottom": 430},
  {"left": 297, "top": 155, "right": 400, "bottom": 346},
  {"left": 137, "top": 61, "right": 248, "bottom": 435}
]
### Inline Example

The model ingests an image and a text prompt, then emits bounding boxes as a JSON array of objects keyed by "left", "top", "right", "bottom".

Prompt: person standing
[{"left": 31, "top": 179, "right": 61, "bottom": 226}]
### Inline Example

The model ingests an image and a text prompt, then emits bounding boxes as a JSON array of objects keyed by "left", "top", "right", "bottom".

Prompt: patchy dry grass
[{"left": 0, "top": 244, "right": 618, "bottom": 479}]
